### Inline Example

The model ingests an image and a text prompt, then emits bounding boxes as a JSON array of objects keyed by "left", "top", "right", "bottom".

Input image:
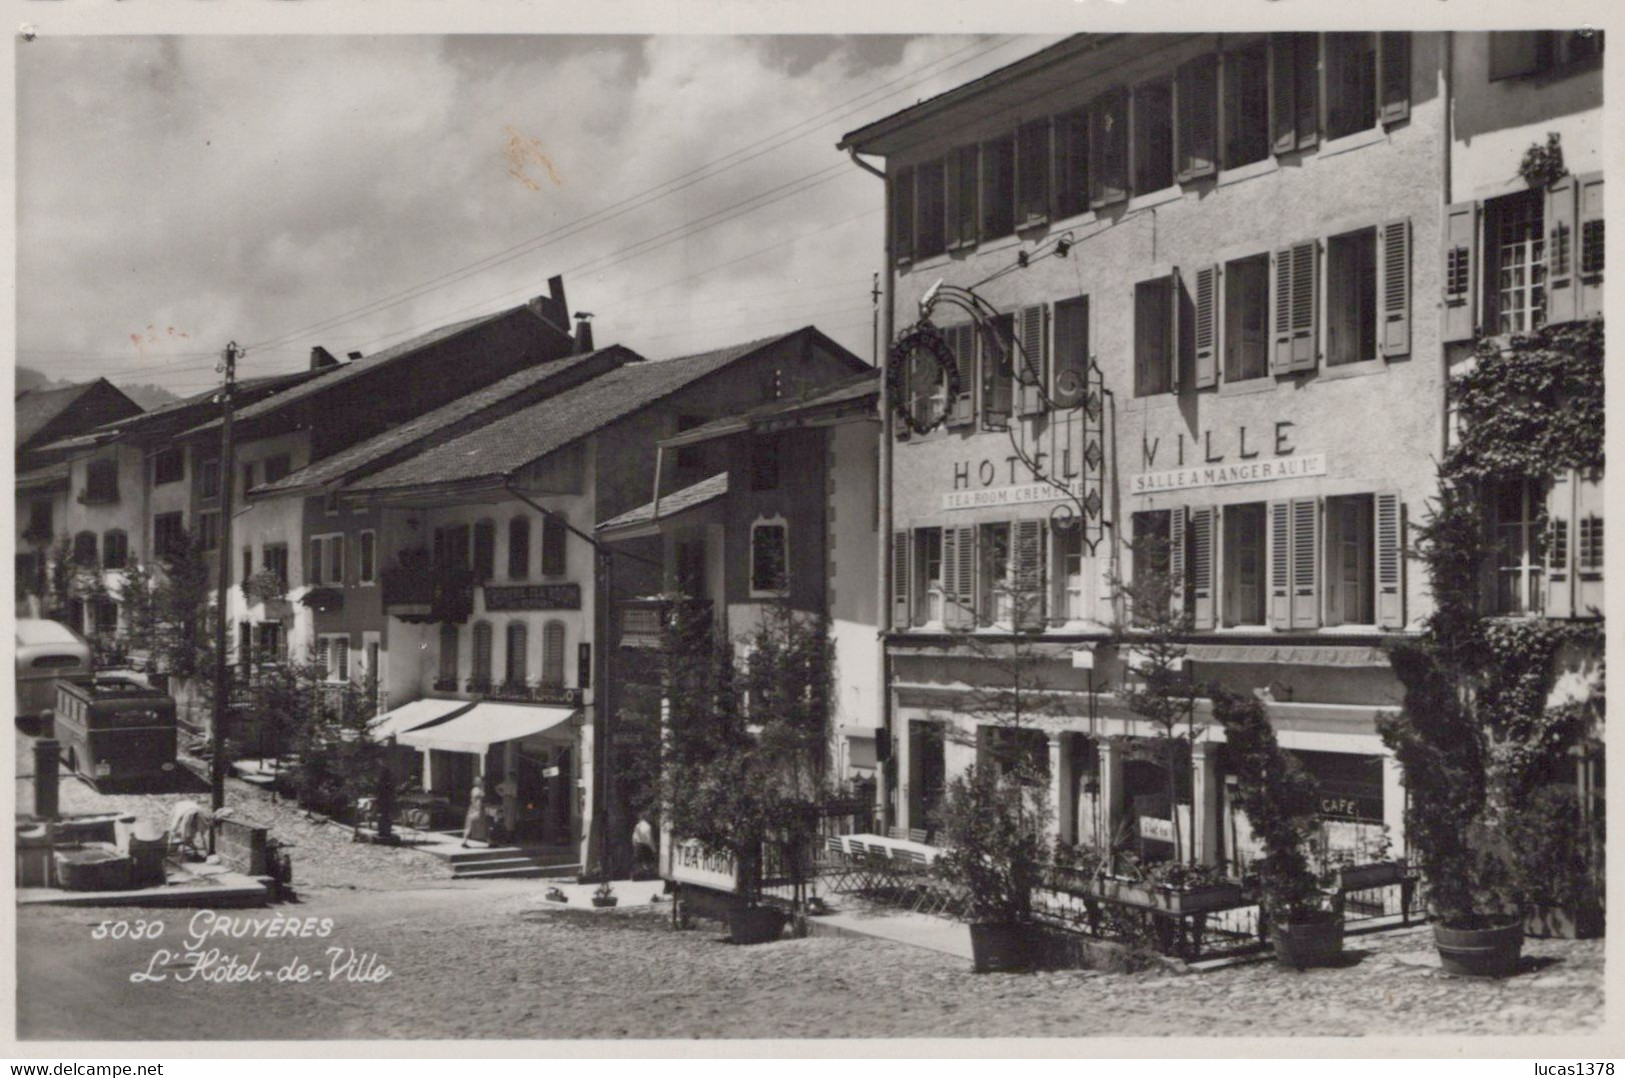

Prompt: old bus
[
  {"left": 16, "top": 618, "right": 92, "bottom": 724},
  {"left": 53, "top": 676, "right": 178, "bottom": 788}
]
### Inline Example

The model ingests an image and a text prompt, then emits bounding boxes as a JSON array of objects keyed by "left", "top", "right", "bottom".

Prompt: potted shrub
[
  {"left": 1380, "top": 645, "right": 1523, "bottom": 977},
  {"left": 591, "top": 880, "right": 619, "bottom": 908},
  {"left": 1213, "top": 688, "right": 1343, "bottom": 969},
  {"left": 934, "top": 761, "right": 1049, "bottom": 972}
]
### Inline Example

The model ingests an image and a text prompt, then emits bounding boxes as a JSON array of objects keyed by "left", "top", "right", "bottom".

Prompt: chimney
[
  {"left": 573, "top": 312, "right": 595, "bottom": 355},
  {"left": 310, "top": 346, "right": 340, "bottom": 371},
  {"left": 528, "top": 275, "right": 570, "bottom": 334}
]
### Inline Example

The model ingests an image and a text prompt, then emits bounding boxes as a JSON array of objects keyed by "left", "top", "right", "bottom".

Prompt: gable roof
[
  {"left": 597, "top": 472, "right": 729, "bottom": 537},
  {"left": 182, "top": 304, "right": 561, "bottom": 438},
  {"left": 346, "top": 327, "right": 863, "bottom": 497},
  {"left": 658, "top": 369, "right": 879, "bottom": 449},
  {"left": 15, "top": 380, "right": 142, "bottom": 451},
  {"left": 251, "top": 346, "right": 635, "bottom": 499}
]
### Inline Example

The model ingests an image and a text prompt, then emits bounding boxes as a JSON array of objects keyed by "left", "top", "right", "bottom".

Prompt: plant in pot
[
  {"left": 592, "top": 880, "right": 618, "bottom": 908},
  {"left": 934, "top": 760, "right": 1050, "bottom": 972},
  {"left": 1213, "top": 687, "right": 1343, "bottom": 969}
]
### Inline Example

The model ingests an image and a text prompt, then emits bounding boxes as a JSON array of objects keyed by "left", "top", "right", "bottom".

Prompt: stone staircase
[{"left": 439, "top": 842, "right": 581, "bottom": 881}]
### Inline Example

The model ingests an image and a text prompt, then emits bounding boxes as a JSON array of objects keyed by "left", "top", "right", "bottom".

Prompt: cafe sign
[
  {"left": 942, "top": 480, "right": 1079, "bottom": 511},
  {"left": 668, "top": 838, "right": 740, "bottom": 893},
  {"left": 483, "top": 583, "right": 582, "bottom": 611},
  {"left": 1132, "top": 453, "right": 1327, "bottom": 496}
]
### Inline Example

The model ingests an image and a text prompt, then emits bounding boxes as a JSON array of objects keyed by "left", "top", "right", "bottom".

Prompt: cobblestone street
[{"left": 16, "top": 879, "right": 1603, "bottom": 1041}]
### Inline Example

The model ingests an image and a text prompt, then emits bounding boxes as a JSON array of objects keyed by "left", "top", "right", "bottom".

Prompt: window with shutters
[
  {"left": 1222, "top": 503, "right": 1267, "bottom": 626},
  {"left": 1324, "top": 33, "right": 1376, "bottom": 141},
  {"left": 73, "top": 530, "right": 98, "bottom": 566},
  {"left": 1486, "top": 190, "right": 1547, "bottom": 335},
  {"left": 358, "top": 529, "right": 377, "bottom": 585},
  {"left": 102, "top": 530, "right": 129, "bottom": 570},
  {"left": 542, "top": 621, "right": 566, "bottom": 687},
  {"left": 1053, "top": 107, "right": 1089, "bottom": 219},
  {"left": 1015, "top": 305, "right": 1048, "bottom": 416},
  {"left": 1223, "top": 41, "right": 1270, "bottom": 168},
  {"left": 910, "top": 330, "right": 955, "bottom": 430},
  {"left": 319, "top": 635, "right": 350, "bottom": 683},
  {"left": 1134, "top": 276, "right": 1175, "bottom": 397},
  {"left": 916, "top": 158, "right": 946, "bottom": 259},
  {"left": 1489, "top": 478, "right": 1544, "bottom": 615},
  {"left": 1273, "top": 241, "right": 1318, "bottom": 373},
  {"left": 1578, "top": 516, "right": 1603, "bottom": 575},
  {"left": 197, "top": 511, "right": 221, "bottom": 553},
  {"left": 309, "top": 534, "right": 343, "bottom": 586},
  {"left": 1088, "top": 90, "right": 1128, "bottom": 207},
  {"left": 947, "top": 145, "right": 980, "bottom": 248},
  {"left": 979, "top": 522, "right": 1013, "bottom": 625},
  {"left": 750, "top": 516, "right": 789, "bottom": 596},
  {"left": 507, "top": 517, "right": 530, "bottom": 580},
  {"left": 505, "top": 621, "right": 528, "bottom": 686},
  {"left": 1052, "top": 296, "right": 1090, "bottom": 404},
  {"left": 471, "top": 621, "right": 494, "bottom": 687},
  {"left": 980, "top": 135, "right": 1016, "bottom": 240},
  {"left": 1326, "top": 228, "right": 1377, "bottom": 366},
  {"left": 472, "top": 519, "right": 496, "bottom": 581},
  {"left": 437, "top": 623, "right": 460, "bottom": 687},
  {"left": 914, "top": 527, "right": 944, "bottom": 626},
  {"left": 1051, "top": 525, "right": 1086, "bottom": 624},
  {"left": 1176, "top": 55, "right": 1218, "bottom": 182},
  {"left": 1223, "top": 254, "right": 1270, "bottom": 381},
  {"left": 264, "top": 543, "right": 288, "bottom": 585},
  {"left": 981, "top": 313, "right": 1015, "bottom": 429},
  {"left": 541, "top": 513, "right": 567, "bottom": 577},
  {"left": 1016, "top": 120, "right": 1051, "bottom": 226},
  {"left": 153, "top": 446, "right": 185, "bottom": 486},
  {"left": 1324, "top": 495, "right": 1375, "bottom": 626},
  {"left": 1271, "top": 33, "right": 1320, "bottom": 153},
  {"left": 1133, "top": 79, "right": 1174, "bottom": 194},
  {"left": 892, "top": 165, "right": 915, "bottom": 263},
  {"left": 1131, "top": 510, "right": 1173, "bottom": 627}
]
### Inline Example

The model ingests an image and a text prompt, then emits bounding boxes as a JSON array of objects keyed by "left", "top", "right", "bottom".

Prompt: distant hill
[
  {"left": 15, "top": 366, "right": 179, "bottom": 411},
  {"left": 15, "top": 366, "right": 70, "bottom": 395}
]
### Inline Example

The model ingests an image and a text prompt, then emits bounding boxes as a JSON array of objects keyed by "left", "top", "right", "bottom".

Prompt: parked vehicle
[
  {"left": 53, "top": 676, "right": 178, "bottom": 788},
  {"left": 16, "top": 618, "right": 92, "bottom": 725}
]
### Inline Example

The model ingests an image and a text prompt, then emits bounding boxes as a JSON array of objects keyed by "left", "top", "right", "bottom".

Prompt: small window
[
  {"left": 1324, "top": 33, "right": 1377, "bottom": 140},
  {"left": 980, "top": 135, "right": 1016, "bottom": 240},
  {"left": 323, "top": 490, "right": 341, "bottom": 515},
  {"left": 84, "top": 458, "right": 119, "bottom": 503},
  {"left": 438, "top": 623, "right": 460, "bottom": 685},
  {"left": 1578, "top": 516, "right": 1604, "bottom": 574},
  {"left": 241, "top": 546, "right": 253, "bottom": 583},
  {"left": 1326, "top": 228, "right": 1378, "bottom": 366},
  {"left": 1052, "top": 296, "right": 1090, "bottom": 403},
  {"left": 1132, "top": 80, "right": 1174, "bottom": 194},
  {"left": 197, "top": 512, "right": 221, "bottom": 552},
  {"left": 1223, "top": 254, "right": 1270, "bottom": 381},
  {"left": 472, "top": 519, "right": 496, "bottom": 581},
  {"left": 541, "top": 514, "right": 567, "bottom": 577},
  {"left": 750, "top": 433, "right": 783, "bottom": 492},
  {"left": 541, "top": 621, "right": 566, "bottom": 688},
  {"left": 153, "top": 446, "right": 184, "bottom": 486},
  {"left": 200, "top": 460, "right": 221, "bottom": 500},
  {"left": 1131, "top": 510, "right": 1173, "bottom": 625},
  {"left": 505, "top": 621, "right": 529, "bottom": 685},
  {"left": 328, "top": 535, "right": 345, "bottom": 585},
  {"left": 1134, "top": 276, "right": 1175, "bottom": 397},
  {"left": 981, "top": 314, "right": 1015, "bottom": 428},
  {"left": 750, "top": 517, "right": 789, "bottom": 596},
  {"left": 915, "top": 158, "right": 947, "bottom": 259},
  {"left": 1486, "top": 190, "right": 1547, "bottom": 335},
  {"left": 1223, "top": 41, "right": 1270, "bottom": 168},
  {"left": 507, "top": 517, "right": 531, "bottom": 580},
  {"left": 154, "top": 513, "right": 185, "bottom": 558},
  {"left": 471, "top": 622, "right": 493, "bottom": 685},
  {"left": 358, "top": 530, "right": 377, "bottom": 585},
  {"left": 73, "top": 531, "right": 99, "bottom": 566},
  {"left": 102, "top": 530, "right": 129, "bottom": 570},
  {"left": 317, "top": 636, "right": 350, "bottom": 682},
  {"left": 264, "top": 543, "right": 289, "bottom": 584},
  {"left": 1222, "top": 503, "right": 1268, "bottom": 626},
  {"left": 263, "top": 454, "right": 291, "bottom": 485}
]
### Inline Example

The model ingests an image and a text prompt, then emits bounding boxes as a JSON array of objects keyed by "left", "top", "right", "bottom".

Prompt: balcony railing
[{"left": 382, "top": 566, "right": 476, "bottom": 624}]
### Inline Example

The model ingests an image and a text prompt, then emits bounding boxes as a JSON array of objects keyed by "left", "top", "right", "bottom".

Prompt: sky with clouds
[{"left": 17, "top": 33, "right": 1061, "bottom": 396}]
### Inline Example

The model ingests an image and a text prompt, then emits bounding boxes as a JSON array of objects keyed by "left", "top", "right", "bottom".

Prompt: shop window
[
  {"left": 1134, "top": 275, "right": 1176, "bottom": 397},
  {"left": 1053, "top": 107, "right": 1089, "bottom": 219},
  {"left": 1015, "top": 119, "right": 1051, "bottom": 226},
  {"left": 1223, "top": 254, "right": 1270, "bottom": 381},
  {"left": 892, "top": 165, "right": 915, "bottom": 263},
  {"left": 1324, "top": 495, "right": 1375, "bottom": 626},
  {"left": 472, "top": 519, "right": 496, "bottom": 581},
  {"left": 913, "top": 527, "right": 944, "bottom": 627},
  {"left": 1132, "top": 79, "right": 1174, "bottom": 194},
  {"left": 541, "top": 513, "right": 567, "bottom": 577},
  {"left": 200, "top": 459, "right": 221, "bottom": 500},
  {"left": 542, "top": 621, "right": 566, "bottom": 688},
  {"left": 1326, "top": 228, "right": 1378, "bottom": 366},
  {"left": 750, "top": 516, "right": 789, "bottom": 596},
  {"left": 505, "top": 622, "right": 529, "bottom": 686},
  {"left": 102, "top": 530, "right": 129, "bottom": 570},
  {"left": 154, "top": 512, "right": 185, "bottom": 558},
  {"left": 1222, "top": 504, "right": 1267, "bottom": 626},
  {"left": 749, "top": 433, "right": 783, "bottom": 492},
  {"left": 153, "top": 446, "right": 184, "bottom": 486},
  {"left": 73, "top": 531, "right": 98, "bottom": 566},
  {"left": 263, "top": 454, "right": 291, "bottom": 485},
  {"left": 980, "top": 135, "right": 1015, "bottom": 240},
  {"left": 978, "top": 522, "right": 1013, "bottom": 625},
  {"left": 358, "top": 530, "right": 377, "bottom": 585},
  {"left": 263, "top": 543, "right": 289, "bottom": 585},
  {"left": 507, "top": 517, "right": 531, "bottom": 580},
  {"left": 438, "top": 623, "right": 460, "bottom": 686},
  {"left": 197, "top": 511, "right": 221, "bottom": 553},
  {"left": 1323, "top": 33, "right": 1377, "bottom": 140},
  {"left": 1223, "top": 41, "right": 1270, "bottom": 168},
  {"left": 1486, "top": 190, "right": 1547, "bottom": 335},
  {"left": 915, "top": 157, "right": 947, "bottom": 259},
  {"left": 471, "top": 622, "right": 494, "bottom": 686},
  {"left": 946, "top": 144, "right": 980, "bottom": 248}
]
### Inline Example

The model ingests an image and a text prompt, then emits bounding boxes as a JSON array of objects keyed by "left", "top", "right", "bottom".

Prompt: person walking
[{"left": 461, "top": 779, "right": 489, "bottom": 848}]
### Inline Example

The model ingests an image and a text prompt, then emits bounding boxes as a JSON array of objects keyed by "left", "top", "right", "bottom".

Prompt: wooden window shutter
[
  {"left": 1189, "top": 506, "right": 1216, "bottom": 630},
  {"left": 947, "top": 323, "right": 975, "bottom": 426},
  {"left": 1378, "top": 32, "right": 1410, "bottom": 124},
  {"left": 1268, "top": 500, "right": 1292, "bottom": 628},
  {"left": 1169, "top": 508, "right": 1187, "bottom": 620},
  {"left": 1176, "top": 55, "right": 1218, "bottom": 182},
  {"left": 1374, "top": 491, "right": 1405, "bottom": 629},
  {"left": 941, "top": 527, "right": 963, "bottom": 628},
  {"left": 1271, "top": 248, "right": 1294, "bottom": 374},
  {"left": 982, "top": 314, "right": 1014, "bottom": 428},
  {"left": 1546, "top": 174, "right": 1579, "bottom": 325},
  {"left": 1269, "top": 34, "right": 1297, "bottom": 154},
  {"left": 1017, "top": 304, "right": 1049, "bottom": 415},
  {"left": 1289, "top": 496, "right": 1321, "bottom": 629},
  {"left": 542, "top": 622, "right": 565, "bottom": 687},
  {"left": 1287, "top": 242, "right": 1317, "bottom": 371},
  {"left": 1013, "top": 519, "right": 1046, "bottom": 630},
  {"left": 1293, "top": 33, "right": 1320, "bottom": 151},
  {"left": 1577, "top": 172, "right": 1604, "bottom": 319},
  {"left": 1054, "top": 108, "right": 1089, "bottom": 219},
  {"left": 955, "top": 525, "right": 977, "bottom": 628},
  {"left": 945, "top": 152, "right": 965, "bottom": 249},
  {"left": 1168, "top": 269, "right": 1183, "bottom": 392},
  {"left": 1442, "top": 201, "right": 1479, "bottom": 342},
  {"left": 892, "top": 166, "right": 915, "bottom": 265},
  {"left": 1193, "top": 264, "right": 1220, "bottom": 388},
  {"left": 541, "top": 513, "right": 566, "bottom": 576},
  {"left": 1544, "top": 471, "right": 1576, "bottom": 619},
  {"left": 1377, "top": 218, "right": 1412, "bottom": 358},
  {"left": 891, "top": 530, "right": 912, "bottom": 629},
  {"left": 1088, "top": 89, "right": 1127, "bottom": 207}
]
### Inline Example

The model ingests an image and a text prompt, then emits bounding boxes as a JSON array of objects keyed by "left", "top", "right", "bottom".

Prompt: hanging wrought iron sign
[{"left": 886, "top": 323, "right": 960, "bottom": 436}]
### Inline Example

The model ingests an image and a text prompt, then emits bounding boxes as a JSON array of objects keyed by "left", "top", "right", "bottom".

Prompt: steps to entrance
[{"left": 410, "top": 832, "right": 581, "bottom": 880}]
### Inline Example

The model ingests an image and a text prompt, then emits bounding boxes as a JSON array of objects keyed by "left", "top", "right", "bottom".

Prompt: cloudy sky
[{"left": 17, "top": 33, "right": 1061, "bottom": 397}]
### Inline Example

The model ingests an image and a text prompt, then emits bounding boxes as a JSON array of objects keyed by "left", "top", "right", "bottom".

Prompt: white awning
[
  {"left": 1183, "top": 643, "right": 1392, "bottom": 668},
  {"left": 398, "top": 702, "right": 579, "bottom": 754},
  {"left": 370, "top": 698, "right": 475, "bottom": 742}
]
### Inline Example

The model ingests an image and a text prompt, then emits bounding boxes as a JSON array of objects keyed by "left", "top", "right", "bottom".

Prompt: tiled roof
[
  {"left": 183, "top": 306, "right": 540, "bottom": 437},
  {"left": 15, "top": 381, "right": 126, "bottom": 449},
  {"left": 40, "top": 369, "right": 323, "bottom": 453},
  {"left": 252, "top": 347, "right": 633, "bottom": 498},
  {"left": 660, "top": 369, "right": 879, "bottom": 448},
  {"left": 597, "top": 472, "right": 729, "bottom": 534},
  {"left": 347, "top": 330, "right": 813, "bottom": 495}
]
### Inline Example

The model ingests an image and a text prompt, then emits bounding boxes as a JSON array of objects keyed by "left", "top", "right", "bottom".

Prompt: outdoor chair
[
  {"left": 820, "top": 834, "right": 857, "bottom": 894},
  {"left": 887, "top": 826, "right": 907, "bottom": 841},
  {"left": 908, "top": 828, "right": 929, "bottom": 845}
]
